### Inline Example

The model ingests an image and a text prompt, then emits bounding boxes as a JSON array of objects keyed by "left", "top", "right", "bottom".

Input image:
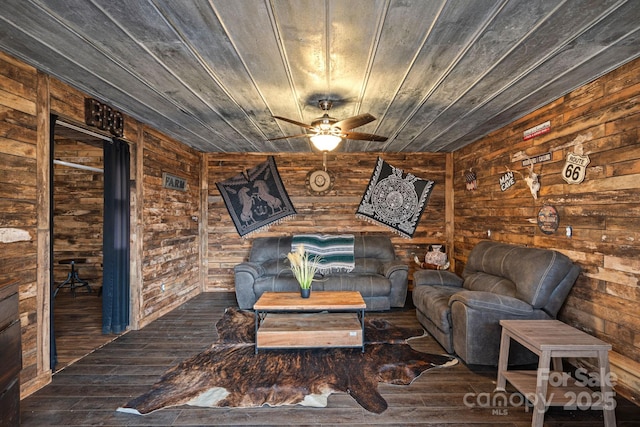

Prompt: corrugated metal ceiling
[{"left": 1, "top": 0, "right": 638, "bottom": 152}]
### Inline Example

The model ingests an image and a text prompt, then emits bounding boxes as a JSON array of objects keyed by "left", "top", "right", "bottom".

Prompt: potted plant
[{"left": 287, "top": 244, "right": 322, "bottom": 298}]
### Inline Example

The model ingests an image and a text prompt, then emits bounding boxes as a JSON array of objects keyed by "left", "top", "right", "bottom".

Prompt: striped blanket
[{"left": 291, "top": 234, "right": 355, "bottom": 274}]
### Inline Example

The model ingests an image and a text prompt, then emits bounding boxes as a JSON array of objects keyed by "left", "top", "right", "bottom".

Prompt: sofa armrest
[
  {"left": 381, "top": 260, "right": 409, "bottom": 308},
  {"left": 234, "top": 262, "right": 264, "bottom": 309},
  {"left": 414, "top": 269, "right": 463, "bottom": 288},
  {"left": 450, "top": 291, "right": 534, "bottom": 316},
  {"left": 381, "top": 259, "right": 408, "bottom": 278},
  {"left": 234, "top": 262, "right": 265, "bottom": 278}
]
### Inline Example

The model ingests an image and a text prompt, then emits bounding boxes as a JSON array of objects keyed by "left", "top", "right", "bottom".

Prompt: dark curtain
[
  {"left": 102, "top": 138, "right": 130, "bottom": 334},
  {"left": 49, "top": 115, "right": 58, "bottom": 369}
]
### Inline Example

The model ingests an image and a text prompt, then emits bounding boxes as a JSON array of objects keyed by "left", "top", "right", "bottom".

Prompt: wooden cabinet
[{"left": 0, "top": 281, "right": 21, "bottom": 426}]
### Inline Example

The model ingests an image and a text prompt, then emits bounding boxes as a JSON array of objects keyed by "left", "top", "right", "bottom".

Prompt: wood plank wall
[
  {"left": 453, "top": 57, "right": 640, "bottom": 402},
  {"left": 206, "top": 152, "right": 448, "bottom": 293},
  {"left": 140, "top": 129, "right": 202, "bottom": 324},
  {"left": 0, "top": 51, "right": 40, "bottom": 396},
  {"left": 52, "top": 139, "right": 104, "bottom": 290},
  {"left": 0, "top": 49, "right": 204, "bottom": 397}
]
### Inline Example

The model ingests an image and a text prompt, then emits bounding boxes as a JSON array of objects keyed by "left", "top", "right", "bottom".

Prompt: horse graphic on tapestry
[
  {"left": 254, "top": 180, "right": 283, "bottom": 214},
  {"left": 237, "top": 187, "right": 255, "bottom": 225}
]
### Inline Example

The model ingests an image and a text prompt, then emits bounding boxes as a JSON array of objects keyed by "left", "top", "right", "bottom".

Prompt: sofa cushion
[
  {"left": 253, "top": 274, "right": 306, "bottom": 298},
  {"left": 249, "top": 236, "right": 292, "bottom": 263},
  {"left": 414, "top": 270, "right": 463, "bottom": 287},
  {"left": 322, "top": 274, "right": 391, "bottom": 297},
  {"left": 260, "top": 259, "right": 288, "bottom": 276},
  {"left": 412, "top": 285, "right": 459, "bottom": 333},
  {"left": 450, "top": 290, "right": 534, "bottom": 315},
  {"left": 353, "top": 235, "right": 395, "bottom": 260},
  {"left": 463, "top": 272, "right": 516, "bottom": 297},
  {"left": 350, "top": 258, "right": 386, "bottom": 275}
]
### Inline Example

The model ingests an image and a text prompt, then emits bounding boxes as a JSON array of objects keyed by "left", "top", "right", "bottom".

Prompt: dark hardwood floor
[
  {"left": 53, "top": 285, "right": 121, "bottom": 372},
  {"left": 21, "top": 292, "right": 640, "bottom": 426}
]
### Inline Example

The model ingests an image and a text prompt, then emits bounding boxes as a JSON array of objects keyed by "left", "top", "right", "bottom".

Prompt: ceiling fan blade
[
  {"left": 273, "top": 116, "right": 315, "bottom": 130},
  {"left": 333, "top": 113, "right": 376, "bottom": 130},
  {"left": 343, "top": 131, "right": 388, "bottom": 142},
  {"left": 267, "top": 133, "right": 310, "bottom": 141}
]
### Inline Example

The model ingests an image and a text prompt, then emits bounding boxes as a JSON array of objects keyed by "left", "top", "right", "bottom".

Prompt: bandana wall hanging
[
  {"left": 356, "top": 157, "right": 434, "bottom": 238},
  {"left": 216, "top": 156, "right": 295, "bottom": 237}
]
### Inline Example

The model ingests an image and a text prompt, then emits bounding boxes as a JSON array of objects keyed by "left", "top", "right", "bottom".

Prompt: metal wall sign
[
  {"left": 523, "top": 120, "right": 551, "bottom": 140},
  {"left": 522, "top": 152, "right": 551, "bottom": 167},
  {"left": 499, "top": 171, "right": 516, "bottom": 191},
  {"left": 162, "top": 172, "right": 187, "bottom": 191},
  {"left": 562, "top": 152, "right": 590, "bottom": 184},
  {"left": 85, "top": 98, "right": 124, "bottom": 137}
]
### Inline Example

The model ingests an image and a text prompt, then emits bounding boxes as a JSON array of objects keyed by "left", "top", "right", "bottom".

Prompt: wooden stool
[
  {"left": 496, "top": 319, "right": 615, "bottom": 427},
  {"left": 54, "top": 258, "right": 93, "bottom": 297}
]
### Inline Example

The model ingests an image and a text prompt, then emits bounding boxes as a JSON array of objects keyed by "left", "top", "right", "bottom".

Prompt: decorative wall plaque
[
  {"left": 464, "top": 169, "right": 477, "bottom": 191},
  {"left": 537, "top": 205, "right": 559, "bottom": 234},
  {"left": 85, "top": 98, "right": 124, "bottom": 137},
  {"left": 305, "top": 169, "right": 335, "bottom": 195},
  {"left": 562, "top": 152, "right": 590, "bottom": 184}
]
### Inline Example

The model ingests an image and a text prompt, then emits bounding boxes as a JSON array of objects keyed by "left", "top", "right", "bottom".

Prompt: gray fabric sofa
[
  {"left": 234, "top": 235, "right": 408, "bottom": 311},
  {"left": 412, "top": 241, "right": 580, "bottom": 366}
]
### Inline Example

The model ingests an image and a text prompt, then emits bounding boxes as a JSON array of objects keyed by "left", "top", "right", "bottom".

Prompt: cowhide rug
[{"left": 118, "top": 307, "right": 457, "bottom": 415}]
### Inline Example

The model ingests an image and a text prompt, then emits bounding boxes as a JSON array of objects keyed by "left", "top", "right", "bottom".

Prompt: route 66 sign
[{"left": 562, "top": 152, "right": 590, "bottom": 184}]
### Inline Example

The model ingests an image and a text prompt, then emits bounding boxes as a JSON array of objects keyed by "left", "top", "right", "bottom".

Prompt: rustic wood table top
[
  {"left": 499, "top": 319, "right": 611, "bottom": 351},
  {"left": 254, "top": 291, "right": 366, "bottom": 311}
]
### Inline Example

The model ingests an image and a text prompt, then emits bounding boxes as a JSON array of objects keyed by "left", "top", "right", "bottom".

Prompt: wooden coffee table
[{"left": 253, "top": 291, "right": 366, "bottom": 354}]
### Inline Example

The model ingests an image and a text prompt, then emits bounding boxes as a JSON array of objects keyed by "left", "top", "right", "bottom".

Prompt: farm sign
[{"left": 163, "top": 172, "right": 187, "bottom": 191}]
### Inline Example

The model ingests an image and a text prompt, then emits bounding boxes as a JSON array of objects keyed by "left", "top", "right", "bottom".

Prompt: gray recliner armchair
[{"left": 412, "top": 241, "right": 580, "bottom": 365}]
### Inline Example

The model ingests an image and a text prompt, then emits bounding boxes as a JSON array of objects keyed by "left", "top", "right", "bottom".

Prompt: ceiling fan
[{"left": 270, "top": 100, "right": 387, "bottom": 151}]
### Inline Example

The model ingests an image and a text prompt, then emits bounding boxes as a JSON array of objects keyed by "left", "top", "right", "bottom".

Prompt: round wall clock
[
  {"left": 305, "top": 169, "right": 335, "bottom": 195},
  {"left": 537, "top": 205, "right": 559, "bottom": 234}
]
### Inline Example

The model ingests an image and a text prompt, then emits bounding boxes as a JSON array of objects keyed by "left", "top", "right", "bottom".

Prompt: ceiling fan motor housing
[
  {"left": 270, "top": 98, "right": 387, "bottom": 145},
  {"left": 312, "top": 114, "right": 338, "bottom": 131}
]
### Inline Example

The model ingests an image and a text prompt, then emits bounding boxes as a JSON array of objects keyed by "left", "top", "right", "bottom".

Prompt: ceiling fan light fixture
[
  {"left": 310, "top": 133, "right": 342, "bottom": 151},
  {"left": 271, "top": 99, "right": 386, "bottom": 147}
]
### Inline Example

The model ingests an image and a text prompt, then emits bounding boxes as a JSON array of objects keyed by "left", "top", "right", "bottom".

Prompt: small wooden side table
[{"left": 496, "top": 320, "right": 615, "bottom": 427}]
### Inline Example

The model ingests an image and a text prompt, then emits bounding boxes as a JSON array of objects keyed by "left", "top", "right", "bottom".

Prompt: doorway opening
[{"left": 50, "top": 119, "right": 129, "bottom": 372}]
